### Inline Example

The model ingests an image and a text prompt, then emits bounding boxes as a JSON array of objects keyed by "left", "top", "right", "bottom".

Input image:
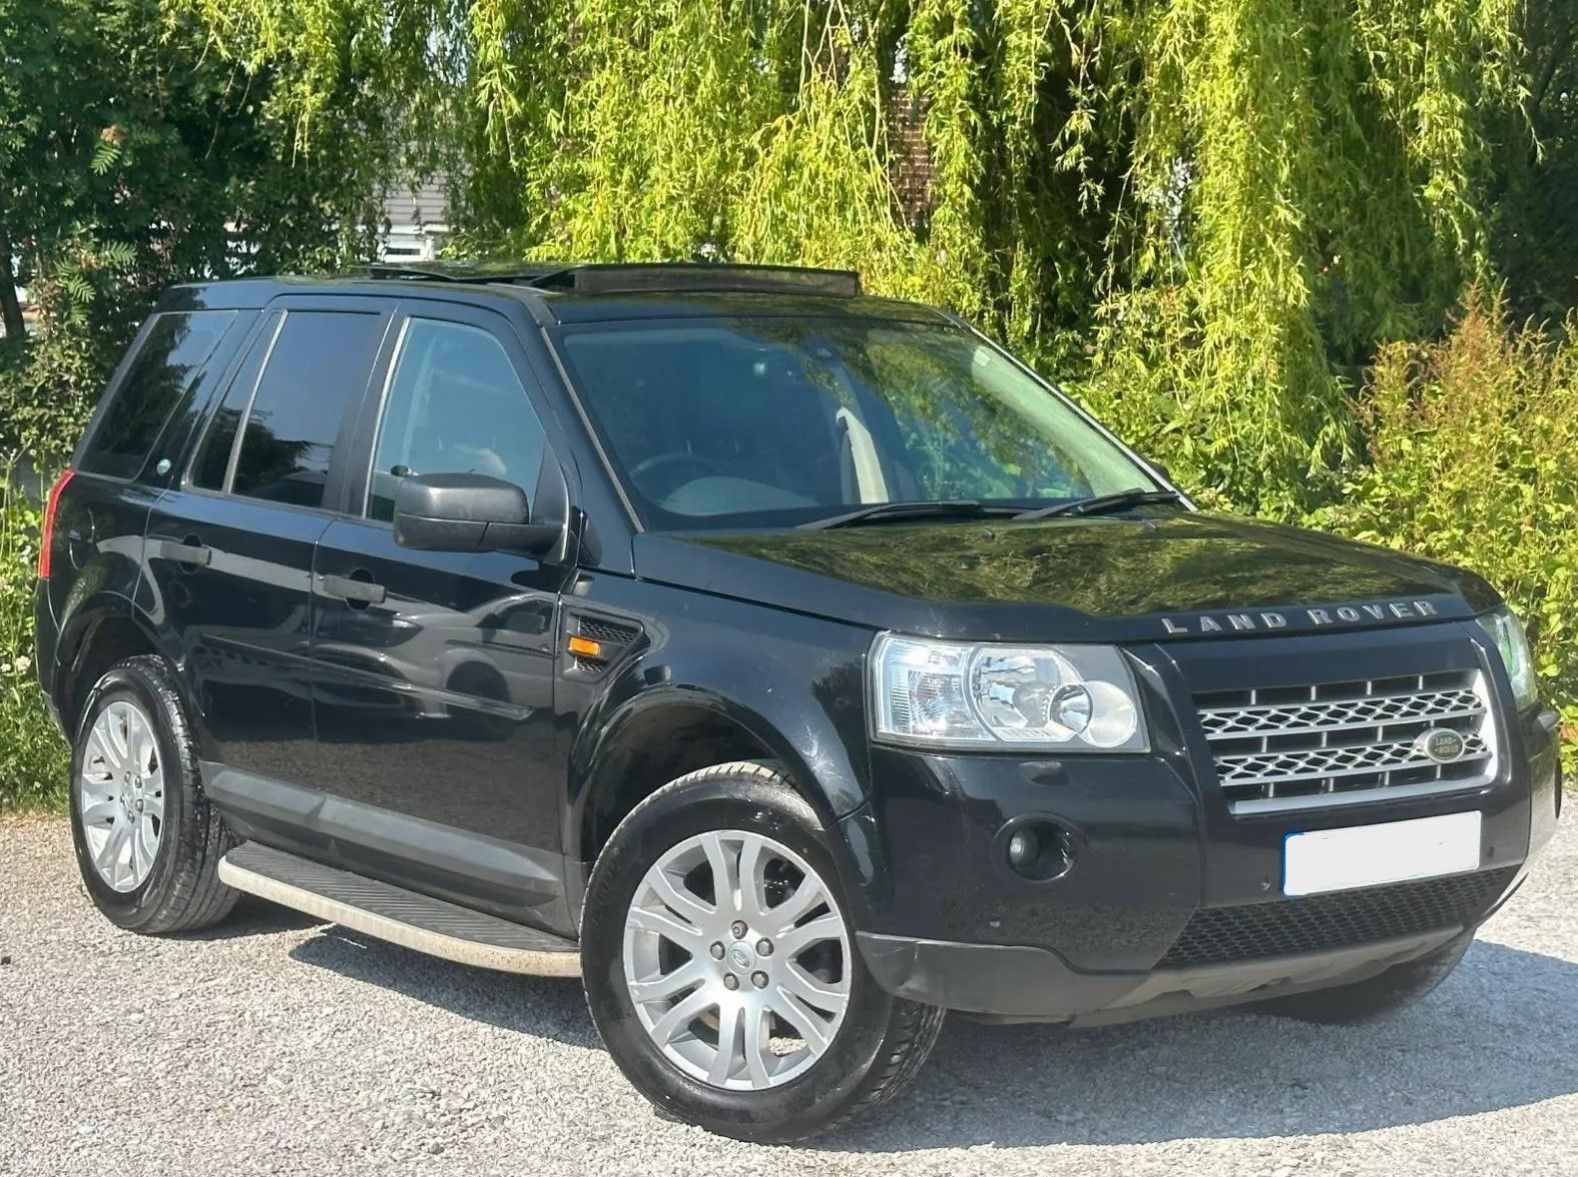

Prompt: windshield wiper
[
  {"left": 1014, "top": 488, "right": 1183, "bottom": 521},
  {"left": 799, "top": 500, "right": 1019, "bottom": 530}
]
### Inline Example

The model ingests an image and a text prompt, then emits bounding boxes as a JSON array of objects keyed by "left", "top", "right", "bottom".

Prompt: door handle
[
  {"left": 154, "top": 538, "right": 212, "bottom": 567},
  {"left": 319, "top": 572, "right": 387, "bottom": 606}
]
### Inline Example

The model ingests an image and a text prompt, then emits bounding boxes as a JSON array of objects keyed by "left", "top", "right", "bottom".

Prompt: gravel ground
[{"left": 2, "top": 815, "right": 1575, "bottom": 1177}]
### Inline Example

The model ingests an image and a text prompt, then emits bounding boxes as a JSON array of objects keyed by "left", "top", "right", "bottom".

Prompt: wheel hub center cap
[{"left": 727, "top": 943, "right": 755, "bottom": 971}]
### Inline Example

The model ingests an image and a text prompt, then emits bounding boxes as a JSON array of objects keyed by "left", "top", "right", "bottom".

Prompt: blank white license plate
[{"left": 1283, "top": 811, "right": 1482, "bottom": 897}]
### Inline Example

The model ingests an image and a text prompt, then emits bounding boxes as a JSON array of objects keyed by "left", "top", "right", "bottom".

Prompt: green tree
[
  {"left": 174, "top": 0, "right": 1535, "bottom": 517},
  {"left": 1492, "top": 0, "right": 1578, "bottom": 320},
  {"left": 0, "top": 0, "right": 398, "bottom": 461}
]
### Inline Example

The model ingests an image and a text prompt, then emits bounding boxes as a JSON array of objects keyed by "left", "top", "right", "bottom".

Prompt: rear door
[
  {"left": 309, "top": 302, "right": 574, "bottom": 920},
  {"left": 145, "top": 299, "right": 390, "bottom": 811},
  {"left": 43, "top": 307, "right": 252, "bottom": 696}
]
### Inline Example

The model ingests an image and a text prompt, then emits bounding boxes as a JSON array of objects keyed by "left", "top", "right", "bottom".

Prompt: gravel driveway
[{"left": 3, "top": 814, "right": 1574, "bottom": 1177}]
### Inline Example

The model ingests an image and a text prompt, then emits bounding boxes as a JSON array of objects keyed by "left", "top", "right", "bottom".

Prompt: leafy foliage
[
  {"left": 0, "top": 0, "right": 397, "bottom": 459},
  {"left": 1492, "top": 0, "right": 1578, "bottom": 322},
  {"left": 2, "top": 2, "right": 1574, "bottom": 806},
  {"left": 0, "top": 472, "right": 67, "bottom": 810},
  {"left": 0, "top": 0, "right": 402, "bottom": 806},
  {"left": 174, "top": 0, "right": 1531, "bottom": 516},
  {"left": 1319, "top": 291, "right": 1578, "bottom": 753}
]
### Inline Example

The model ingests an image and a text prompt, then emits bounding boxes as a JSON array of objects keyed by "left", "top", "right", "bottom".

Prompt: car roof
[{"left": 154, "top": 263, "right": 956, "bottom": 328}]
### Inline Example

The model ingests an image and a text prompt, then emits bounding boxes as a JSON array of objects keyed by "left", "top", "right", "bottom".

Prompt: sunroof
[
  {"left": 361, "top": 261, "right": 862, "bottom": 298},
  {"left": 529, "top": 264, "right": 862, "bottom": 298}
]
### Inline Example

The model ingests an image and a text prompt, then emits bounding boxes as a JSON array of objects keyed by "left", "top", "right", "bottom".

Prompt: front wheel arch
[{"left": 567, "top": 696, "right": 883, "bottom": 930}]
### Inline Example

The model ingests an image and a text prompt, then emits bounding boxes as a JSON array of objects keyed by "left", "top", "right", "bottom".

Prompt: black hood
[{"left": 633, "top": 511, "right": 1500, "bottom": 643}]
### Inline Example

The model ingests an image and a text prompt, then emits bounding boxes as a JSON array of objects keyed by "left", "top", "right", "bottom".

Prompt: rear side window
[
  {"left": 79, "top": 310, "right": 239, "bottom": 479},
  {"left": 223, "top": 311, "right": 383, "bottom": 508}
]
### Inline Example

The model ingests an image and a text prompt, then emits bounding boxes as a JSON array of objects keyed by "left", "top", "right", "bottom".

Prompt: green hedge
[
  {"left": 0, "top": 473, "right": 68, "bottom": 811},
  {"left": 1318, "top": 293, "right": 1578, "bottom": 765}
]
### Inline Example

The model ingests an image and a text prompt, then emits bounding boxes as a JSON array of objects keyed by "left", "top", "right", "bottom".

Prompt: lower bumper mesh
[{"left": 1157, "top": 867, "right": 1518, "bottom": 968}]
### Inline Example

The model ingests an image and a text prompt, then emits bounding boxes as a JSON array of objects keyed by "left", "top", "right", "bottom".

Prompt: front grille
[
  {"left": 1194, "top": 669, "right": 1499, "bottom": 814},
  {"left": 1158, "top": 867, "right": 1517, "bottom": 968}
]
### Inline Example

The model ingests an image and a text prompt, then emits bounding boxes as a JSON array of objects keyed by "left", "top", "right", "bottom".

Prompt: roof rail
[{"left": 525, "top": 263, "right": 862, "bottom": 298}]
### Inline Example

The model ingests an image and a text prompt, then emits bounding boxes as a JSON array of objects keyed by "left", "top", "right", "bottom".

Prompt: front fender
[{"left": 562, "top": 591, "right": 882, "bottom": 919}]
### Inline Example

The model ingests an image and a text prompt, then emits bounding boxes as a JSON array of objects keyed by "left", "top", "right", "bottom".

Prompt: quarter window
[
  {"left": 79, "top": 311, "right": 239, "bottom": 480},
  {"left": 366, "top": 319, "right": 546, "bottom": 522},
  {"left": 228, "top": 311, "right": 383, "bottom": 508}
]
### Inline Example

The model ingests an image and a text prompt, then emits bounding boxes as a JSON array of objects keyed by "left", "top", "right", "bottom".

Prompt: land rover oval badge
[{"left": 1416, "top": 728, "right": 1466, "bottom": 764}]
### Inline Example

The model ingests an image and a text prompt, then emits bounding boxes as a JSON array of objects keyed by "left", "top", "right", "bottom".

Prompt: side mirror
[{"left": 393, "top": 473, "right": 560, "bottom": 554}]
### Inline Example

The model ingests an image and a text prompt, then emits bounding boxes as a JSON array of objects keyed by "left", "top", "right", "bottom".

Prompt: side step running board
[{"left": 217, "top": 842, "right": 581, "bottom": 978}]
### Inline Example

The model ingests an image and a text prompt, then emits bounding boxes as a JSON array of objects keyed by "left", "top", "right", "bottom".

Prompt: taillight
[{"left": 37, "top": 468, "right": 75, "bottom": 580}]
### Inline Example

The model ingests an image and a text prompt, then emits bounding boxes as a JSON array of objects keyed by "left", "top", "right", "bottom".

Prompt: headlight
[
  {"left": 869, "top": 633, "right": 1148, "bottom": 752},
  {"left": 1477, "top": 607, "right": 1537, "bottom": 710}
]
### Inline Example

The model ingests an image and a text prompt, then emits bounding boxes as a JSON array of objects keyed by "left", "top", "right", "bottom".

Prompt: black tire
[
  {"left": 68, "top": 654, "right": 239, "bottom": 934},
  {"left": 581, "top": 761, "right": 944, "bottom": 1143},
  {"left": 1258, "top": 932, "right": 1473, "bottom": 1024}
]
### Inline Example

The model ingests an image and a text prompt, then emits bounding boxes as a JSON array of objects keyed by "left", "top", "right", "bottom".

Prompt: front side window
[
  {"left": 80, "top": 310, "right": 238, "bottom": 479},
  {"left": 228, "top": 311, "right": 383, "bottom": 508},
  {"left": 554, "top": 317, "right": 1158, "bottom": 530},
  {"left": 366, "top": 318, "right": 547, "bottom": 522}
]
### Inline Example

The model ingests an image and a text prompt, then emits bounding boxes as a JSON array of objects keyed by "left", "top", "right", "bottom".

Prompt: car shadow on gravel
[
  {"left": 817, "top": 940, "right": 1578, "bottom": 1151},
  {"left": 267, "top": 921, "right": 1577, "bottom": 1148},
  {"left": 287, "top": 927, "right": 597, "bottom": 1049}
]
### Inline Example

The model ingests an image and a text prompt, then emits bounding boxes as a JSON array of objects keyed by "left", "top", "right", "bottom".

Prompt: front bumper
[
  {"left": 845, "top": 627, "right": 1561, "bottom": 1022},
  {"left": 859, "top": 924, "right": 1469, "bottom": 1024}
]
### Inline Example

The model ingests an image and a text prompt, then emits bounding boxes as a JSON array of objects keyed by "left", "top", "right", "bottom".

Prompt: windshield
[{"left": 555, "top": 317, "right": 1160, "bottom": 530}]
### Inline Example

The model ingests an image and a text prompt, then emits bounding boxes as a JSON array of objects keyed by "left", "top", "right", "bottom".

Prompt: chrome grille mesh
[{"left": 1195, "top": 669, "right": 1499, "bottom": 814}]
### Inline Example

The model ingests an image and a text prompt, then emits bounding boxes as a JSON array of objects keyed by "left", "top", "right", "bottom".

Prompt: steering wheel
[{"left": 629, "top": 451, "right": 726, "bottom": 497}]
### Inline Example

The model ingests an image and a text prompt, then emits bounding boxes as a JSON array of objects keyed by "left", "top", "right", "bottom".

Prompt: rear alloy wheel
[
  {"left": 77, "top": 699, "right": 166, "bottom": 892},
  {"left": 69, "top": 655, "right": 238, "bottom": 934},
  {"left": 582, "top": 761, "right": 944, "bottom": 1142}
]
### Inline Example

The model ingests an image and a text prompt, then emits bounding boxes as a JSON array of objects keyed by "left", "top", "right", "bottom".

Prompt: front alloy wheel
[
  {"left": 581, "top": 761, "right": 944, "bottom": 1142},
  {"left": 623, "top": 828, "right": 851, "bottom": 1090}
]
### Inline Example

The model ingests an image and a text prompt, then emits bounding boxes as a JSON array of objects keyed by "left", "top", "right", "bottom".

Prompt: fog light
[
  {"left": 1006, "top": 828, "right": 1040, "bottom": 870},
  {"left": 1002, "top": 820, "right": 1077, "bottom": 882}
]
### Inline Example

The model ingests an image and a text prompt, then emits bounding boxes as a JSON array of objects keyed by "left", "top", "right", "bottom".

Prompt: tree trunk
[{"left": 0, "top": 214, "right": 25, "bottom": 341}]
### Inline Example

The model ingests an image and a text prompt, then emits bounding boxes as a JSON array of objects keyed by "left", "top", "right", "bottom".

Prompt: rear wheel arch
[
  {"left": 68, "top": 652, "right": 238, "bottom": 933},
  {"left": 60, "top": 607, "right": 163, "bottom": 737}
]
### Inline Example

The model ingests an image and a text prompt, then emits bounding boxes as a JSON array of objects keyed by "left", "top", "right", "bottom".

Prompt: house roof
[{"left": 383, "top": 179, "right": 448, "bottom": 229}]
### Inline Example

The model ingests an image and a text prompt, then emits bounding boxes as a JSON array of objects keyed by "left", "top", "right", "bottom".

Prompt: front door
[{"left": 309, "top": 307, "right": 573, "bottom": 923}]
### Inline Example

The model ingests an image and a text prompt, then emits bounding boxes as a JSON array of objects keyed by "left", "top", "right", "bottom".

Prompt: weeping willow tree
[{"left": 173, "top": 0, "right": 1525, "bottom": 515}]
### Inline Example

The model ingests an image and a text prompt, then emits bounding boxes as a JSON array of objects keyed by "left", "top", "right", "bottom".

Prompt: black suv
[{"left": 36, "top": 262, "right": 1562, "bottom": 1141}]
